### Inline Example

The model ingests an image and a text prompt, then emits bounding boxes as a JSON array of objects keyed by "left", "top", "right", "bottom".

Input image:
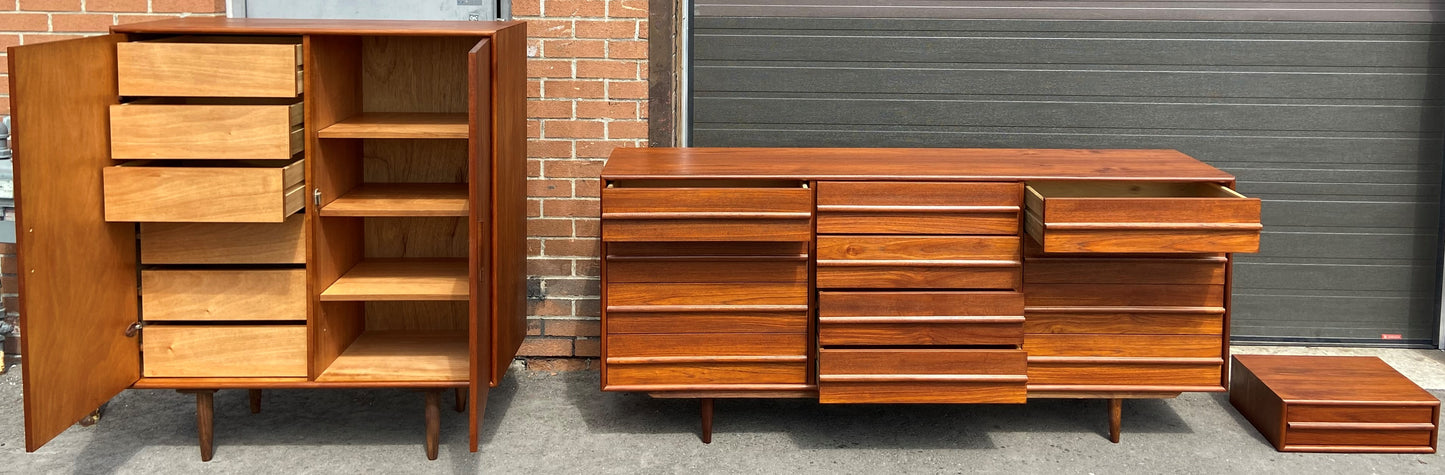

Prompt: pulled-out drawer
[
  {"left": 818, "top": 349, "right": 1027, "bottom": 404},
  {"left": 819, "top": 291, "right": 1023, "bottom": 346},
  {"left": 103, "top": 158, "right": 304, "bottom": 222},
  {"left": 142, "top": 269, "right": 306, "bottom": 321},
  {"left": 140, "top": 214, "right": 306, "bottom": 264},
  {"left": 1024, "top": 182, "right": 1260, "bottom": 253},
  {"left": 817, "top": 181, "right": 1021, "bottom": 235},
  {"left": 110, "top": 101, "right": 304, "bottom": 160},
  {"left": 817, "top": 235, "right": 1020, "bottom": 289},
  {"left": 117, "top": 38, "right": 303, "bottom": 98},
  {"left": 602, "top": 185, "right": 811, "bottom": 242},
  {"left": 142, "top": 325, "right": 306, "bottom": 377}
]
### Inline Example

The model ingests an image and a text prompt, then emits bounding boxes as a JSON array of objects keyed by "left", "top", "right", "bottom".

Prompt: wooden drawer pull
[
  {"left": 1027, "top": 356, "right": 1223, "bottom": 365},
  {"left": 608, "top": 355, "right": 808, "bottom": 365},
  {"left": 816, "top": 259, "right": 1020, "bottom": 268},
  {"left": 1286, "top": 422, "right": 1437, "bottom": 431},
  {"left": 1025, "top": 306, "right": 1226, "bottom": 315},
  {"left": 819, "top": 374, "right": 1028, "bottom": 383},
  {"left": 602, "top": 212, "right": 811, "bottom": 219},
  {"left": 819, "top": 316, "right": 1024, "bottom": 324},
  {"left": 818, "top": 205, "right": 1020, "bottom": 213},
  {"left": 606, "top": 305, "right": 809, "bottom": 313}
]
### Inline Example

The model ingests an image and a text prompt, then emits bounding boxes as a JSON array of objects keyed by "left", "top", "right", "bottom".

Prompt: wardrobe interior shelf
[
  {"left": 320, "top": 258, "right": 468, "bottom": 301},
  {"left": 320, "top": 183, "right": 468, "bottom": 217},
  {"left": 316, "top": 331, "right": 469, "bottom": 383},
  {"left": 317, "top": 112, "right": 468, "bottom": 139}
]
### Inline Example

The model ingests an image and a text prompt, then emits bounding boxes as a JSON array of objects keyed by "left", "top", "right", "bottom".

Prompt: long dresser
[
  {"left": 9, "top": 18, "right": 527, "bottom": 460},
  {"left": 599, "top": 148, "right": 1262, "bottom": 443}
]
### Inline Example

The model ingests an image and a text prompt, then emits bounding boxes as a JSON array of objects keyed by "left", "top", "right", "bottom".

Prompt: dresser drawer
[
  {"left": 1023, "top": 255, "right": 1226, "bottom": 286},
  {"left": 1027, "top": 358, "right": 1222, "bottom": 388},
  {"left": 817, "top": 181, "right": 1020, "bottom": 235},
  {"left": 817, "top": 235, "right": 1020, "bottom": 289},
  {"left": 1024, "top": 182, "right": 1260, "bottom": 253},
  {"left": 103, "top": 158, "right": 305, "bottom": 222},
  {"left": 608, "top": 257, "right": 806, "bottom": 284},
  {"left": 140, "top": 215, "right": 306, "bottom": 264},
  {"left": 142, "top": 269, "right": 306, "bottom": 321},
  {"left": 605, "top": 359, "right": 807, "bottom": 387},
  {"left": 142, "top": 325, "right": 306, "bottom": 377},
  {"left": 608, "top": 333, "right": 806, "bottom": 358},
  {"left": 607, "top": 282, "right": 807, "bottom": 308},
  {"left": 819, "top": 291, "right": 1023, "bottom": 346},
  {"left": 110, "top": 101, "right": 304, "bottom": 160},
  {"left": 1023, "top": 333, "right": 1221, "bottom": 358},
  {"left": 607, "top": 309, "right": 808, "bottom": 334},
  {"left": 818, "top": 349, "right": 1027, "bottom": 404},
  {"left": 1023, "top": 309, "right": 1224, "bottom": 335},
  {"left": 602, "top": 186, "right": 811, "bottom": 242},
  {"left": 117, "top": 39, "right": 303, "bottom": 98},
  {"left": 1023, "top": 283, "right": 1224, "bottom": 309}
]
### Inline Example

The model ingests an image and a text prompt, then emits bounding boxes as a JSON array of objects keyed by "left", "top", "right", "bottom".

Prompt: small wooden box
[{"left": 1230, "top": 355, "right": 1440, "bottom": 453}]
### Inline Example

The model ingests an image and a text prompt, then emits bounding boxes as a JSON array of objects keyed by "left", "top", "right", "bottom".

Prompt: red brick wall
[{"left": 0, "top": 0, "right": 642, "bottom": 371}]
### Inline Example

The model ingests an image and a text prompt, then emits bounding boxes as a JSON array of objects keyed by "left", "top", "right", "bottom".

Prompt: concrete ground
[{"left": 0, "top": 347, "right": 1441, "bottom": 474}]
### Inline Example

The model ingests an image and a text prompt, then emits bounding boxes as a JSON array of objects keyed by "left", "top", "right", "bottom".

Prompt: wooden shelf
[
  {"left": 316, "top": 331, "right": 468, "bottom": 383},
  {"left": 317, "top": 112, "right": 468, "bottom": 139},
  {"left": 320, "top": 258, "right": 468, "bottom": 301},
  {"left": 320, "top": 183, "right": 468, "bottom": 217}
]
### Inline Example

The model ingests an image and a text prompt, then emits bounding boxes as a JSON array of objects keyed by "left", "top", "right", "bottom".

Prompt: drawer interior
[{"left": 1026, "top": 181, "right": 1245, "bottom": 200}]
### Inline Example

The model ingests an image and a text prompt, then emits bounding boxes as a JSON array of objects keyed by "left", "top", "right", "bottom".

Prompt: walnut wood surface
[
  {"left": 141, "top": 269, "right": 306, "bottom": 321},
  {"left": 818, "top": 349, "right": 1027, "bottom": 404},
  {"left": 603, "top": 186, "right": 813, "bottom": 241},
  {"left": 10, "top": 33, "right": 139, "bottom": 452},
  {"left": 819, "top": 291, "right": 1024, "bottom": 316},
  {"left": 142, "top": 325, "right": 307, "bottom": 377},
  {"left": 320, "top": 183, "right": 469, "bottom": 217},
  {"left": 817, "top": 181, "right": 1023, "bottom": 207},
  {"left": 606, "top": 360, "right": 807, "bottom": 386},
  {"left": 817, "top": 235, "right": 1021, "bottom": 288},
  {"left": 103, "top": 158, "right": 305, "bottom": 223},
  {"left": 608, "top": 282, "right": 807, "bottom": 306},
  {"left": 608, "top": 258, "right": 807, "bottom": 283},
  {"left": 424, "top": 390, "right": 441, "bottom": 460},
  {"left": 818, "top": 290, "right": 1024, "bottom": 346},
  {"left": 117, "top": 41, "right": 301, "bottom": 98},
  {"left": 110, "top": 102, "right": 303, "bottom": 160},
  {"left": 816, "top": 211, "right": 1019, "bottom": 235},
  {"left": 1023, "top": 333, "right": 1221, "bottom": 358},
  {"left": 130, "top": 377, "right": 466, "bottom": 389},
  {"left": 1024, "top": 256, "right": 1226, "bottom": 285},
  {"left": 817, "top": 235, "right": 1020, "bottom": 261},
  {"left": 1023, "top": 311, "right": 1224, "bottom": 335},
  {"left": 316, "top": 331, "right": 469, "bottom": 383},
  {"left": 188, "top": 390, "right": 216, "bottom": 461},
  {"left": 607, "top": 311, "right": 808, "bottom": 334},
  {"left": 112, "top": 17, "right": 523, "bottom": 36},
  {"left": 608, "top": 333, "right": 807, "bottom": 358},
  {"left": 1024, "top": 283, "right": 1224, "bottom": 307},
  {"left": 1028, "top": 360, "right": 1221, "bottom": 387},
  {"left": 1233, "top": 355, "right": 1439, "bottom": 403},
  {"left": 141, "top": 216, "right": 306, "bottom": 264},
  {"left": 1024, "top": 182, "right": 1261, "bottom": 253},
  {"left": 318, "top": 112, "right": 468, "bottom": 139}
]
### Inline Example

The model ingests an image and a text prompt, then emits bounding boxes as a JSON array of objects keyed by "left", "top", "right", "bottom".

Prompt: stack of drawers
[
  {"left": 103, "top": 37, "right": 310, "bottom": 378},
  {"left": 813, "top": 182, "right": 1028, "bottom": 403},
  {"left": 601, "top": 184, "right": 813, "bottom": 390}
]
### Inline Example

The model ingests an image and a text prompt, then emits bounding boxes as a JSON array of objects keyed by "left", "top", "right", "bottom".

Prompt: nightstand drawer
[
  {"left": 117, "top": 40, "right": 302, "bottom": 98},
  {"left": 819, "top": 291, "right": 1023, "bottom": 346},
  {"left": 819, "top": 349, "right": 1027, "bottom": 404},
  {"left": 103, "top": 158, "right": 304, "bottom": 222},
  {"left": 817, "top": 236, "right": 1020, "bottom": 289},
  {"left": 142, "top": 325, "right": 306, "bottom": 377},
  {"left": 817, "top": 181, "right": 1020, "bottom": 235},
  {"left": 140, "top": 215, "right": 307, "bottom": 264},
  {"left": 110, "top": 101, "right": 304, "bottom": 160},
  {"left": 1024, "top": 182, "right": 1260, "bottom": 253},
  {"left": 602, "top": 186, "right": 811, "bottom": 242},
  {"left": 142, "top": 269, "right": 306, "bottom": 321}
]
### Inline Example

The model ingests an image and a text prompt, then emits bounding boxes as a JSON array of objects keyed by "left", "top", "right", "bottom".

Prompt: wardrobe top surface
[
  {"left": 602, "top": 148, "right": 1236, "bottom": 182},
  {"left": 112, "top": 17, "right": 523, "bottom": 36}
]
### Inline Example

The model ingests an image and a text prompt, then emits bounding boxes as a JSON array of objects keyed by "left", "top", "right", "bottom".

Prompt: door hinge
[
  {"left": 124, "top": 322, "right": 143, "bottom": 338},
  {"left": 313, "top": 188, "right": 322, "bottom": 207}
]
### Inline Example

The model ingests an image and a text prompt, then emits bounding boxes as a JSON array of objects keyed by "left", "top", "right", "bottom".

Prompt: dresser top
[
  {"left": 1234, "top": 355, "right": 1439, "bottom": 404},
  {"left": 602, "top": 148, "right": 1236, "bottom": 182},
  {"left": 111, "top": 17, "right": 523, "bottom": 36}
]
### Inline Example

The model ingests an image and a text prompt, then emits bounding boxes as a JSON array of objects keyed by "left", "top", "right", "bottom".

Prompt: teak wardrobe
[{"left": 8, "top": 18, "right": 527, "bottom": 460}]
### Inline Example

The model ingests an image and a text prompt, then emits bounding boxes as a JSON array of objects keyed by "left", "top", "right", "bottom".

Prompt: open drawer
[
  {"left": 110, "top": 100, "right": 304, "bottom": 160},
  {"left": 103, "top": 158, "right": 304, "bottom": 223},
  {"left": 117, "top": 37, "right": 303, "bottom": 98},
  {"left": 1024, "top": 182, "right": 1261, "bottom": 253}
]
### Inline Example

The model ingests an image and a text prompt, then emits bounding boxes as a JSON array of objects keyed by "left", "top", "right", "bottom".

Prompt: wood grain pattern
[
  {"left": 141, "top": 216, "right": 306, "bottom": 264},
  {"left": 320, "top": 183, "right": 468, "bottom": 217},
  {"left": 820, "top": 381, "right": 1026, "bottom": 404},
  {"left": 1233, "top": 355, "right": 1440, "bottom": 404},
  {"left": 819, "top": 320, "right": 1022, "bottom": 347},
  {"left": 608, "top": 258, "right": 807, "bottom": 283},
  {"left": 103, "top": 158, "right": 304, "bottom": 223},
  {"left": 605, "top": 219, "right": 813, "bottom": 242},
  {"left": 1024, "top": 182, "right": 1261, "bottom": 253},
  {"left": 111, "top": 17, "right": 523, "bottom": 36},
  {"left": 482, "top": 23, "right": 529, "bottom": 400},
  {"left": 816, "top": 266, "right": 1020, "bottom": 290},
  {"left": 605, "top": 360, "right": 807, "bottom": 386},
  {"left": 142, "top": 325, "right": 306, "bottom": 377},
  {"left": 608, "top": 282, "right": 807, "bottom": 307},
  {"left": 363, "top": 217, "right": 469, "bottom": 258},
  {"left": 817, "top": 181, "right": 1023, "bottom": 207},
  {"left": 318, "top": 112, "right": 468, "bottom": 139},
  {"left": 320, "top": 258, "right": 468, "bottom": 301},
  {"left": 608, "top": 333, "right": 807, "bottom": 358},
  {"left": 1028, "top": 360, "right": 1222, "bottom": 386},
  {"left": 10, "top": 33, "right": 139, "bottom": 452},
  {"left": 110, "top": 102, "right": 303, "bottom": 159},
  {"left": 1023, "top": 310, "right": 1224, "bottom": 335},
  {"left": 1289, "top": 405, "right": 1437, "bottom": 423},
  {"left": 1023, "top": 333, "right": 1221, "bottom": 357},
  {"left": 117, "top": 41, "right": 301, "bottom": 98},
  {"left": 607, "top": 310, "right": 808, "bottom": 334},
  {"left": 817, "top": 235, "right": 1020, "bottom": 261},
  {"left": 816, "top": 235, "right": 1021, "bottom": 289},
  {"left": 819, "top": 290, "right": 1024, "bottom": 317},
  {"left": 141, "top": 269, "right": 306, "bottom": 321},
  {"left": 131, "top": 377, "right": 465, "bottom": 389},
  {"left": 316, "top": 331, "right": 468, "bottom": 382},
  {"left": 604, "top": 187, "right": 811, "bottom": 214},
  {"left": 1023, "top": 256, "right": 1226, "bottom": 285},
  {"left": 1024, "top": 283, "right": 1224, "bottom": 308},
  {"left": 818, "top": 349, "right": 1026, "bottom": 404},
  {"left": 603, "top": 186, "right": 813, "bottom": 241},
  {"left": 816, "top": 211, "right": 1018, "bottom": 235},
  {"left": 365, "top": 302, "right": 469, "bottom": 332}
]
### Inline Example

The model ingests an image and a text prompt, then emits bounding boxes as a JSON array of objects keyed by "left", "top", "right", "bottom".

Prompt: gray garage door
[{"left": 690, "top": 1, "right": 1445, "bottom": 346}]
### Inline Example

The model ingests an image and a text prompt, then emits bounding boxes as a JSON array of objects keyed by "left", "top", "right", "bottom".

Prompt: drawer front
[
  {"left": 142, "top": 325, "right": 306, "bottom": 377},
  {"left": 1023, "top": 256, "right": 1226, "bottom": 285},
  {"left": 103, "top": 158, "right": 305, "bottom": 223},
  {"left": 818, "top": 349, "right": 1027, "bottom": 403},
  {"left": 817, "top": 212, "right": 1017, "bottom": 235},
  {"left": 1024, "top": 182, "right": 1261, "bottom": 253},
  {"left": 1027, "top": 359, "right": 1223, "bottom": 387},
  {"left": 1283, "top": 427, "right": 1435, "bottom": 449},
  {"left": 817, "top": 182, "right": 1021, "bottom": 235},
  {"left": 142, "top": 269, "right": 306, "bottom": 321},
  {"left": 817, "top": 266, "right": 1019, "bottom": 290},
  {"left": 607, "top": 310, "right": 808, "bottom": 334},
  {"left": 817, "top": 236, "right": 1021, "bottom": 289},
  {"left": 608, "top": 258, "right": 806, "bottom": 283},
  {"left": 608, "top": 333, "right": 806, "bottom": 358},
  {"left": 111, "top": 103, "right": 304, "bottom": 160},
  {"left": 819, "top": 291, "right": 1023, "bottom": 346},
  {"left": 1024, "top": 283, "right": 1224, "bottom": 308},
  {"left": 608, "top": 282, "right": 807, "bottom": 308},
  {"left": 818, "top": 181, "right": 1022, "bottom": 207},
  {"left": 1023, "top": 310, "right": 1224, "bottom": 335},
  {"left": 1023, "top": 334, "right": 1222, "bottom": 358},
  {"left": 117, "top": 41, "right": 302, "bottom": 98},
  {"left": 140, "top": 215, "right": 306, "bottom": 264},
  {"left": 602, "top": 187, "right": 811, "bottom": 242},
  {"left": 605, "top": 360, "right": 807, "bottom": 386},
  {"left": 1289, "top": 405, "right": 1438, "bottom": 424}
]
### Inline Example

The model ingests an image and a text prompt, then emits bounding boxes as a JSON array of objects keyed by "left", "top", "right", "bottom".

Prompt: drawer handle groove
[
  {"left": 1045, "top": 222, "right": 1262, "bottom": 231},
  {"left": 817, "top": 259, "right": 1020, "bottom": 268},
  {"left": 1025, "top": 306, "right": 1225, "bottom": 315},
  {"left": 608, "top": 355, "right": 807, "bottom": 365},
  {"left": 819, "top": 316, "right": 1024, "bottom": 324},
  {"left": 607, "top": 254, "right": 809, "bottom": 262},
  {"left": 818, "top": 205, "right": 1020, "bottom": 213},
  {"left": 819, "top": 374, "right": 1027, "bottom": 383},
  {"left": 607, "top": 305, "right": 809, "bottom": 313},
  {"left": 603, "top": 212, "right": 811, "bottom": 219},
  {"left": 1286, "top": 422, "right": 1436, "bottom": 432},
  {"left": 1027, "top": 356, "right": 1223, "bottom": 365}
]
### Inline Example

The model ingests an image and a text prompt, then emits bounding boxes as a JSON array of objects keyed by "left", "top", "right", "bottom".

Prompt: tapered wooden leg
[
  {"left": 249, "top": 390, "right": 262, "bottom": 414},
  {"left": 425, "top": 390, "right": 441, "bottom": 460},
  {"left": 180, "top": 390, "right": 218, "bottom": 461},
  {"left": 455, "top": 388, "right": 467, "bottom": 413},
  {"left": 1108, "top": 398, "right": 1122, "bottom": 443},
  {"left": 700, "top": 398, "right": 714, "bottom": 444}
]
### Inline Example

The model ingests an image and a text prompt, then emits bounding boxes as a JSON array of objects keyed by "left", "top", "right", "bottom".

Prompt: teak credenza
[
  {"left": 599, "top": 147, "right": 1262, "bottom": 443},
  {"left": 8, "top": 18, "right": 526, "bottom": 460}
]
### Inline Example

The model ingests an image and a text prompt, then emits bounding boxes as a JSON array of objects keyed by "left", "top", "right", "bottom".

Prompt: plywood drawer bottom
[{"left": 142, "top": 325, "right": 306, "bottom": 377}]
